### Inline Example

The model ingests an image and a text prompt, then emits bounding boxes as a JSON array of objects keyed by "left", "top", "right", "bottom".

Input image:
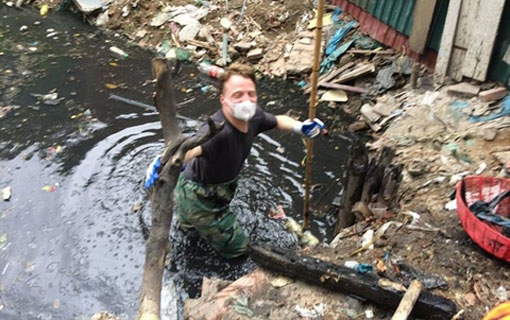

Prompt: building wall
[{"left": 333, "top": 0, "right": 443, "bottom": 69}]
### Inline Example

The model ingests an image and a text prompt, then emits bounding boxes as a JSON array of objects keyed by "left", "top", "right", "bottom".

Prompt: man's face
[{"left": 220, "top": 75, "right": 257, "bottom": 107}]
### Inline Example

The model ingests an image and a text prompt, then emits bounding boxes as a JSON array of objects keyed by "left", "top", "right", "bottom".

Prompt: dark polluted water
[{"left": 0, "top": 6, "right": 351, "bottom": 319}]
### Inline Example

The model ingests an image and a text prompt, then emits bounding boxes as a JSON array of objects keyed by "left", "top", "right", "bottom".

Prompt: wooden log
[
  {"left": 360, "top": 147, "right": 395, "bottom": 204},
  {"left": 360, "top": 159, "right": 376, "bottom": 204},
  {"left": 250, "top": 246, "right": 457, "bottom": 320},
  {"left": 391, "top": 280, "right": 423, "bottom": 320},
  {"left": 378, "top": 164, "right": 403, "bottom": 208},
  {"left": 137, "top": 59, "right": 223, "bottom": 320},
  {"left": 335, "top": 143, "right": 369, "bottom": 233}
]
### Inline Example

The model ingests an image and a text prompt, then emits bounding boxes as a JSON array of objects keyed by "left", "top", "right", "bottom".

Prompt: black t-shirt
[{"left": 183, "top": 106, "right": 277, "bottom": 185}]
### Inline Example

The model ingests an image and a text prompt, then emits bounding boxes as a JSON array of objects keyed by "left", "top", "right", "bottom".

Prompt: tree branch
[{"left": 138, "top": 59, "right": 223, "bottom": 320}]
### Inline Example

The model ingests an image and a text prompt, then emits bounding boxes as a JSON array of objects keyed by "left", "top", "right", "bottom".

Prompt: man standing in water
[{"left": 146, "top": 63, "right": 324, "bottom": 258}]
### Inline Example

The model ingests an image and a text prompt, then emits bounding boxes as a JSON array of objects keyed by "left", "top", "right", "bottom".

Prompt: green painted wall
[{"left": 488, "top": 0, "right": 510, "bottom": 86}]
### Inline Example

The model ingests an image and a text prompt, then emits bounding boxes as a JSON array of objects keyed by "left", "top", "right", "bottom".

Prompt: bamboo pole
[{"left": 303, "top": 0, "right": 325, "bottom": 230}]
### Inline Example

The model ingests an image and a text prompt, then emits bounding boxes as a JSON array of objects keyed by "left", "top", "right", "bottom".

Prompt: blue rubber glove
[
  {"left": 293, "top": 118, "right": 325, "bottom": 138},
  {"left": 145, "top": 156, "right": 161, "bottom": 189}
]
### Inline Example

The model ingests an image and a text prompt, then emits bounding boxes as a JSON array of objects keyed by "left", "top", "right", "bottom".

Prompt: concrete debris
[
  {"left": 2, "top": 186, "right": 11, "bottom": 201},
  {"left": 150, "top": 12, "right": 173, "bottom": 27},
  {"left": 233, "top": 41, "right": 252, "bottom": 52},
  {"left": 295, "top": 303, "right": 325, "bottom": 318},
  {"left": 286, "top": 38, "right": 315, "bottom": 75},
  {"left": 373, "top": 102, "right": 397, "bottom": 117},
  {"left": 479, "top": 87, "right": 508, "bottom": 102},
  {"left": 247, "top": 48, "right": 263, "bottom": 61},
  {"left": 349, "top": 120, "right": 368, "bottom": 132},
  {"left": 178, "top": 23, "right": 200, "bottom": 41},
  {"left": 172, "top": 14, "right": 199, "bottom": 27},
  {"left": 360, "top": 104, "right": 381, "bottom": 123},
  {"left": 95, "top": 10, "right": 109, "bottom": 26},
  {"left": 73, "top": 0, "right": 107, "bottom": 14},
  {"left": 483, "top": 127, "right": 498, "bottom": 141},
  {"left": 447, "top": 82, "right": 480, "bottom": 98},
  {"left": 493, "top": 151, "right": 510, "bottom": 165},
  {"left": 220, "top": 17, "right": 232, "bottom": 30}
]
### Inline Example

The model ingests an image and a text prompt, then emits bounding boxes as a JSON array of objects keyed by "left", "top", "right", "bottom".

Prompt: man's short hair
[{"left": 218, "top": 63, "right": 256, "bottom": 94}]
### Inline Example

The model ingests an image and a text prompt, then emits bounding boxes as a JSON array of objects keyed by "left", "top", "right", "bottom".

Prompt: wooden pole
[
  {"left": 303, "top": 0, "right": 325, "bottom": 230},
  {"left": 391, "top": 280, "right": 423, "bottom": 320},
  {"left": 137, "top": 59, "right": 223, "bottom": 320}
]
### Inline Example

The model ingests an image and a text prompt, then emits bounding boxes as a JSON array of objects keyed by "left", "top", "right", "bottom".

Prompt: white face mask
[{"left": 226, "top": 99, "right": 257, "bottom": 121}]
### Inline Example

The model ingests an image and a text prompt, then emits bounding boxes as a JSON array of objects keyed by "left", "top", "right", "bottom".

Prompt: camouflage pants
[{"left": 173, "top": 174, "right": 249, "bottom": 258}]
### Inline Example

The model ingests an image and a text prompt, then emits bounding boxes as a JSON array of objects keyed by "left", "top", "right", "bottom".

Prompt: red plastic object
[{"left": 456, "top": 176, "right": 510, "bottom": 262}]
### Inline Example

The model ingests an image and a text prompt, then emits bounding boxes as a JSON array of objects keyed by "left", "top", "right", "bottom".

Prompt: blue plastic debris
[
  {"left": 383, "top": 251, "right": 391, "bottom": 261},
  {"left": 470, "top": 95, "right": 510, "bottom": 122},
  {"left": 320, "top": 40, "right": 354, "bottom": 74},
  {"left": 297, "top": 80, "right": 307, "bottom": 88},
  {"left": 451, "top": 100, "right": 469, "bottom": 110},
  {"left": 325, "top": 21, "right": 357, "bottom": 56},
  {"left": 332, "top": 6, "right": 343, "bottom": 22},
  {"left": 356, "top": 263, "right": 373, "bottom": 274},
  {"left": 200, "top": 85, "right": 210, "bottom": 94}
]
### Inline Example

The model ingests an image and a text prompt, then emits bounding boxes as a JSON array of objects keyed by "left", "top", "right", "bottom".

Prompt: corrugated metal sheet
[
  {"left": 370, "top": 0, "right": 415, "bottom": 34},
  {"left": 349, "top": 0, "right": 376, "bottom": 12},
  {"left": 339, "top": 0, "right": 448, "bottom": 52},
  {"left": 334, "top": 0, "right": 438, "bottom": 70},
  {"left": 488, "top": 0, "right": 510, "bottom": 86}
]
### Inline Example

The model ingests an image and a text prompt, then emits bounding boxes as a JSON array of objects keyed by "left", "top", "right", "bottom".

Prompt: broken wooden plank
[
  {"left": 335, "top": 143, "right": 369, "bottom": 232},
  {"left": 250, "top": 245, "right": 457, "bottom": 320},
  {"left": 435, "top": 0, "right": 462, "bottom": 80},
  {"left": 462, "top": 0, "right": 505, "bottom": 81},
  {"left": 320, "top": 61, "right": 355, "bottom": 84},
  {"left": 319, "top": 82, "right": 368, "bottom": 94},
  {"left": 409, "top": 0, "right": 438, "bottom": 54},
  {"left": 303, "top": 61, "right": 355, "bottom": 94},
  {"left": 448, "top": 0, "right": 478, "bottom": 81},
  {"left": 347, "top": 49, "right": 395, "bottom": 55},
  {"left": 333, "top": 63, "right": 376, "bottom": 84},
  {"left": 391, "top": 280, "right": 423, "bottom": 320}
]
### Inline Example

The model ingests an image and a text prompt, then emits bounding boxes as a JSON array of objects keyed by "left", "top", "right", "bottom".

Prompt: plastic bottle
[
  {"left": 197, "top": 63, "right": 224, "bottom": 78},
  {"left": 109, "top": 46, "right": 129, "bottom": 58}
]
